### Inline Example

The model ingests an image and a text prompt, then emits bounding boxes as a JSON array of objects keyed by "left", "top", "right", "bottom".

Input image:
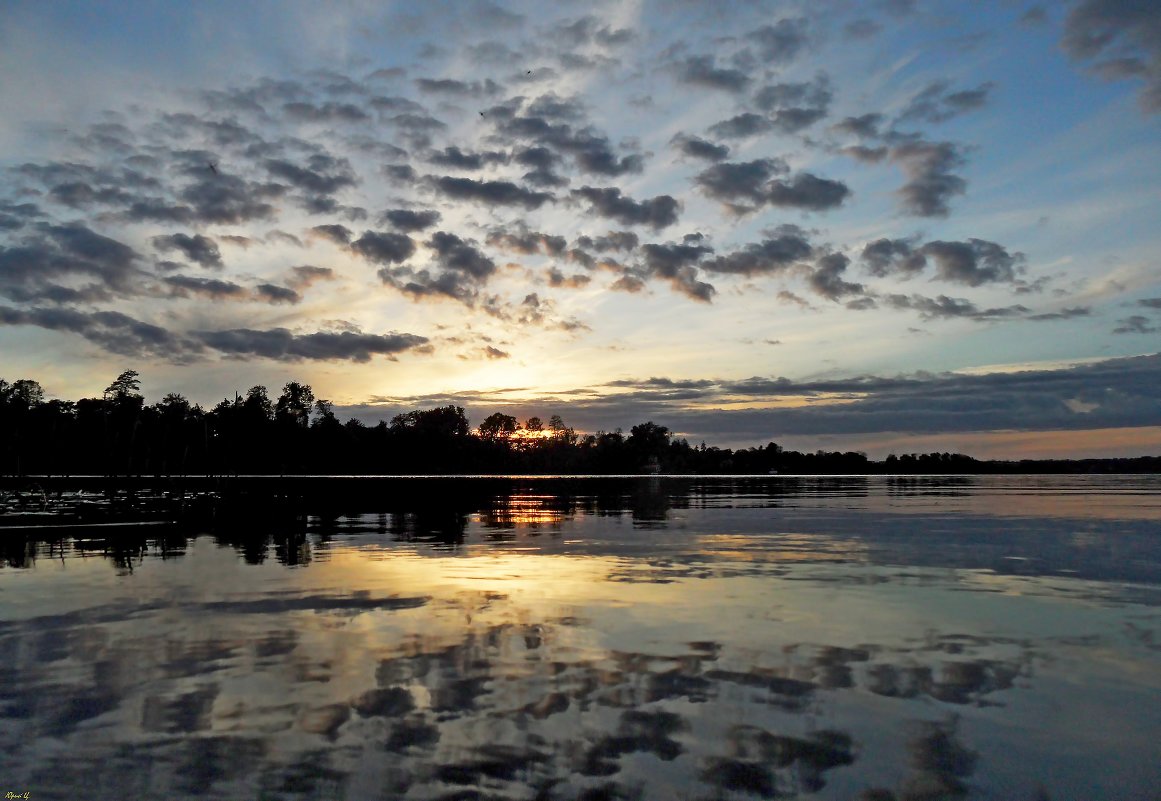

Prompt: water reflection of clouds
[
  {"left": 1, "top": 477, "right": 1160, "bottom": 799},
  {"left": 0, "top": 542, "right": 1155, "bottom": 798}
]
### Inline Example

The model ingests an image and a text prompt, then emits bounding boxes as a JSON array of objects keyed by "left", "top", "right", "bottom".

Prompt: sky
[{"left": 1, "top": 0, "right": 1160, "bottom": 458}]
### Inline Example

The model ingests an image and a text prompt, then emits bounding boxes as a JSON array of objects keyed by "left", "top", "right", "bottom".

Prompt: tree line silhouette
[{"left": 1, "top": 371, "right": 1158, "bottom": 476}]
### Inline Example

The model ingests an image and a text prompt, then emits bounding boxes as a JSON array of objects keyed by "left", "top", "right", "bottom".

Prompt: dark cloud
[
  {"left": 1138, "top": 297, "right": 1161, "bottom": 309},
  {"left": 151, "top": 233, "right": 223, "bottom": 268},
  {"left": 48, "top": 181, "right": 134, "bottom": 209},
  {"left": 565, "top": 248, "right": 596, "bottom": 270},
  {"left": 921, "top": 239, "right": 1024, "bottom": 286},
  {"left": 254, "top": 284, "right": 301, "bottom": 305},
  {"left": 157, "top": 113, "right": 265, "bottom": 150},
  {"left": 523, "top": 94, "right": 582, "bottom": 122},
  {"left": 1060, "top": 0, "right": 1161, "bottom": 113},
  {"left": 701, "top": 230, "right": 813, "bottom": 276},
  {"left": 465, "top": 40, "right": 521, "bottom": 66},
  {"left": 769, "top": 106, "right": 830, "bottom": 133},
  {"left": 570, "top": 187, "right": 680, "bottom": 230},
  {"left": 513, "top": 146, "right": 569, "bottom": 187},
  {"left": 766, "top": 173, "right": 851, "bottom": 211},
  {"left": 547, "top": 268, "right": 592, "bottom": 288},
  {"left": 486, "top": 230, "right": 567, "bottom": 256},
  {"left": 71, "top": 120, "right": 136, "bottom": 153},
  {"left": 414, "top": 78, "right": 503, "bottom": 97},
  {"left": 641, "top": 237, "right": 709, "bottom": 269},
  {"left": 0, "top": 201, "right": 42, "bottom": 225},
  {"left": 745, "top": 18, "right": 810, "bottom": 64},
  {"left": 694, "top": 158, "right": 849, "bottom": 212},
  {"left": 0, "top": 305, "right": 200, "bottom": 361},
  {"left": 576, "top": 231, "right": 640, "bottom": 253},
  {"left": 426, "top": 146, "right": 509, "bottom": 170},
  {"left": 427, "top": 231, "right": 496, "bottom": 280},
  {"left": 264, "top": 154, "right": 357, "bottom": 194},
  {"left": 282, "top": 101, "right": 370, "bottom": 123},
  {"left": 383, "top": 232, "right": 497, "bottom": 303},
  {"left": 670, "top": 134, "right": 730, "bottom": 162},
  {"left": 429, "top": 175, "right": 553, "bottom": 209},
  {"left": 491, "top": 105, "right": 645, "bottom": 177},
  {"left": 177, "top": 172, "right": 284, "bottom": 224},
  {"left": 265, "top": 230, "right": 303, "bottom": 247},
  {"left": 753, "top": 75, "right": 832, "bottom": 132},
  {"left": 521, "top": 167, "right": 569, "bottom": 188},
  {"left": 831, "top": 113, "right": 883, "bottom": 139},
  {"left": 350, "top": 231, "right": 416, "bottom": 265},
  {"left": 121, "top": 198, "right": 197, "bottom": 225},
  {"left": 379, "top": 208, "right": 442, "bottom": 232},
  {"left": 610, "top": 273, "right": 646, "bottom": 293},
  {"left": 162, "top": 274, "right": 247, "bottom": 300},
  {"left": 1026, "top": 306, "right": 1091, "bottom": 321},
  {"left": 861, "top": 237, "right": 926, "bottom": 278},
  {"left": 383, "top": 164, "right": 418, "bottom": 184},
  {"left": 388, "top": 113, "right": 449, "bottom": 144},
  {"left": 550, "top": 15, "right": 635, "bottom": 48},
  {"left": 354, "top": 352, "right": 1161, "bottom": 442},
  {"left": 491, "top": 353, "right": 1161, "bottom": 442},
  {"left": 287, "top": 265, "right": 335, "bottom": 288},
  {"left": 14, "top": 159, "right": 263, "bottom": 227},
  {"left": 707, "top": 113, "right": 774, "bottom": 139},
  {"left": 196, "top": 327, "right": 428, "bottom": 361},
  {"left": 513, "top": 146, "right": 559, "bottom": 170},
  {"left": 889, "top": 139, "right": 967, "bottom": 217},
  {"left": 310, "top": 224, "right": 353, "bottom": 245},
  {"left": 808, "top": 253, "right": 864, "bottom": 300},
  {"left": 637, "top": 240, "right": 716, "bottom": 302},
  {"left": 846, "top": 144, "right": 889, "bottom": 162},
  {"left": 694, "top": 159, "right": 788, "bottom": 205},
  {"left": 760, "top": 77, "right": 828, "bottom": 107},
  {"left": 0, "top": 223, "right": 140, "bottom": 303},
  {"left": 884, "top": 293, "right": 1030, "bottom": 320},
  {"left": 674, "top": 55, "right": 751, "bottom": 93},
  {"left": 1113, "top": 315, "right": 1158, "bottom": 334},
  {"left": 899, "top": 80, "right": 995, "bottom": 124},
  {"left": 367, "top": 95, "right": 425, "bottom": 117}
]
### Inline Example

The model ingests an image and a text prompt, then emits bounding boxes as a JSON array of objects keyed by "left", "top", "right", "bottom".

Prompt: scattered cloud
[
  {"left": 670, "top": 134, "right": 730, "bottom": 162},
  {"left": 570, "top": 187, "right": 680, "bottom": 230},
  {"left": 196, "top": 327, "right": 429, "bottom": 361},
  {"left": 1060, "top": 0, "right": 1161, "bottom": 113},
  {"left": 152, "top": 233, "right": 223, "bottom": 269}
]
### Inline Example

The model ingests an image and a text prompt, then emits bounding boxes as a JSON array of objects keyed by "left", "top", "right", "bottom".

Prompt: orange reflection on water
[{"left": 474, "top": 495, "right": 565, "bottom": 530}]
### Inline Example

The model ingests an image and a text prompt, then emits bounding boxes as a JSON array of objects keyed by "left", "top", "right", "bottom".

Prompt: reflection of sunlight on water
[{"left": 474, "top": 495, "right": 566, "bottom": 529}]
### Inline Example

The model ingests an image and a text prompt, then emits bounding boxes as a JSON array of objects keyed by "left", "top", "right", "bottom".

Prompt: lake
[{"left": 1, "top": 475, "right": 1159, "bottom": 800}]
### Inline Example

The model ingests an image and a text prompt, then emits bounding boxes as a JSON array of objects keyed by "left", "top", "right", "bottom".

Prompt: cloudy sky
[{"left": 2, "top": 0, "right": 1160, "bottom": 458}]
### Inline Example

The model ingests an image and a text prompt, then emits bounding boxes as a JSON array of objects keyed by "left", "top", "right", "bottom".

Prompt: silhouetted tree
[
  {"left": 103, "top": 370, "right": 141, "bottom": 403},
  {"left": 276, "top": 381, "right": 315, "bottom": 429},
  {"left": 627, "top": 421, "right": 670, "bottom": 470},
  {"left": 479, "top": 413, "right": 519, "bottom": 441}
]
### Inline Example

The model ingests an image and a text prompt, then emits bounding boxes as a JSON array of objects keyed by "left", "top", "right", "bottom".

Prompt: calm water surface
[{"left": 1, "top": 475, "right": 1159, "bottom": 800}]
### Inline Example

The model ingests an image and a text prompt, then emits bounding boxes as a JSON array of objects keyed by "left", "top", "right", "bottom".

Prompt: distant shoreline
[{"left": 3, "top": 459, "right": 1160, "bottom": 490}]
